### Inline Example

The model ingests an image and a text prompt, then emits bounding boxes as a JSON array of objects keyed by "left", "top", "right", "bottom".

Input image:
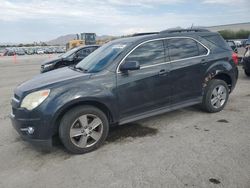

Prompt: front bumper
[
  {"left": 10, "top": 112, "right": 52, "bottom": 149},
  {"left": 40, "top": 67, "right": 52, "bottom": 73}
]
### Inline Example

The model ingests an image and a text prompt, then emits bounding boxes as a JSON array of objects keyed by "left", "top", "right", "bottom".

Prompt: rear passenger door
[{"left": 166, "top": 37, "right": 209, "bottom": 104}]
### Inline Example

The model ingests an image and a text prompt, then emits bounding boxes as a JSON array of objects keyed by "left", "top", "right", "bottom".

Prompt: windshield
[
  {"left": 75, "top": 42, "right": 129, "bottom": 73},
  {"left": 61, "top": 47, "right": 80, "bottom": 58}
]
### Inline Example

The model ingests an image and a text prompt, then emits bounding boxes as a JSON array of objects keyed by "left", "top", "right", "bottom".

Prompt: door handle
[
  {"left": 201, "top": 59, "right": 207, "bottom": 65},
  {"left": 158, "top": 69, "right": 167, "bottom": 76}
]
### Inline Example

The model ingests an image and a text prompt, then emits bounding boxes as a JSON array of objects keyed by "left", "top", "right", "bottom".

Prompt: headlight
[
  {"left": 43, "top": 63, "right": 54, "bottom": 69},
  {"left": 21, "top": 90, "right": 50, "bottom": 110}
]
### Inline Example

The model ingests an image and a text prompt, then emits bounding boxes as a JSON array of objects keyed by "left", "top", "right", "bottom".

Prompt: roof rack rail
[
  {"left": 160, "top": 28, "right": 210, "bottom": 34},
  {"left": 132, "top": 32, "right": 159, "bottom": 37}
]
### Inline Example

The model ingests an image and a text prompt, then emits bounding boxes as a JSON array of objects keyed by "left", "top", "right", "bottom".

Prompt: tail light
[{"left": 232, "top": 52, "right": 238, "bottom": 65}]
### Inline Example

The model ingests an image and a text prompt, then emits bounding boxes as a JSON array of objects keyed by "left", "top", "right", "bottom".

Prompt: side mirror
[{"left": 119, "top": 61, "right": 140, "bottom": 72}]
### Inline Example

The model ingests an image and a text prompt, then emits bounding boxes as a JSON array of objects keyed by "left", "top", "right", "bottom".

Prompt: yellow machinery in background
[
  {"left": 66, "top": 33, "right": 96, "bottom": 51},
  {"left": 66, "top": 40, "right": 84, "bottom": 50},
  {"left": 66, "top": 33, "right": 114, "bottom": 51}
]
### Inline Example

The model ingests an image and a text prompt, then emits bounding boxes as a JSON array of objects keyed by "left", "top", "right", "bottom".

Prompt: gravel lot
[{"left": 0, "top": 55, "right": 250, "bottom": 188}]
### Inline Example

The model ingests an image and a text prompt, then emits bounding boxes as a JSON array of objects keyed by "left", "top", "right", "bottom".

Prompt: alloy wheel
[
  {"left": 70, "top": 114, "right": 103, "bottom": 148},
  {"left": 210, "top": 85, "right": 227, "bottom": 109}
]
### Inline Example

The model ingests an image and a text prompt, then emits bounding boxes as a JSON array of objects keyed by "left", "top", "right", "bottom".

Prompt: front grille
[{"left": 12, "top": 107, "right": 17, "bottom": 116}]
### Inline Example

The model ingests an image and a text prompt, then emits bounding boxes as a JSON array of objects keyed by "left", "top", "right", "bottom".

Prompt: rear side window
[
  {"left": 198, "top": 43, "right": 208, "bottom": 55},
  {"left": 167, "top": 38, "right": 199, "bottom": 61},
  {"left": 125, "top": 40, "right": 165, "bottom": 66}
]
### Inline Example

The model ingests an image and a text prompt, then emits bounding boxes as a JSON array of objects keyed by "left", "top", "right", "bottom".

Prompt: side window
[
  {"left": 82, "top": 48, "right": 91, "bottom": 56},
  {"left": 167, "top": 38, "right": 199, "bottom": 61},
  {"left": 76, "top": 48, "right": 91, "bottom": 58},
  {"left": 125, "top": 40, "right": 165, "bottom": 66},
  {"left": 75, "top": 49, "right": 84, "bottom": 58},
  {"left": 89, "top": 47, "right": 98, "bottom": 52}
]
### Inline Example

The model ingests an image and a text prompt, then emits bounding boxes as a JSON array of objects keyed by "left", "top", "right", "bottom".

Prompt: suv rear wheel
[
  {"left": 59, "top": 105, "right": 109, "bottom": 154},
  {"left": 202, "top": 79, "right": 229, "bottom": 113}
]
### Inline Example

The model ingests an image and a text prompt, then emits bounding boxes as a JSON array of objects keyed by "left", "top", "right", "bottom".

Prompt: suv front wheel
[
  {"left": 202, "top": 79, "right": 229, "bottom": 113},
  {"left": 59, "top": 105, "right": 109, "bottom": 154}
]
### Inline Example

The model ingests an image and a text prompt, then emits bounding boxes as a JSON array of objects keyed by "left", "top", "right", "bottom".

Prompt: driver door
[{"left": 116, "top": 40, "right": 171, "bottom": 119}]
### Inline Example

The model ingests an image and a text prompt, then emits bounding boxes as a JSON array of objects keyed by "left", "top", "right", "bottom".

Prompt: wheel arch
[
  {"left": 52, "top": 100, "right": 115, "bottom": 135},
  {"left": 213, "top": 73, "right": 232, "bottom": 90},
  {"left": 204, "top": 72, "right": 232, "bottom": 91},
  {"left": 203, "top": 60, "right": 234, "bottom": 93}
]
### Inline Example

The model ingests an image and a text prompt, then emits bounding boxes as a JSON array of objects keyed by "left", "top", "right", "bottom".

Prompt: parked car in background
[
  {"left": 1, "top": 46, "right": 70, "bottom": 56},
  {"left": 44, "top": 48, "right": 54, "bottom": 54},
  {"left": 242, "top": 42, "right": 250, "bottom": 76},
  {"left": 227, "top": 40, "right": 238, "bottom": 53},
  {"left": 242, "top": 36, "right": 250, "bottom": 48},
  {"left": 25, "top": 49, "right": 35, "bottom": 55},
  {"left": 41, "top": 45, "right": 99, "bottom": 73},
  {"left": 36, "top": 49, "right": 45, "bottom": 54},
  {"left": 3, "top": 49, "right": 15, "bottom": 56},
  {"left": 11, "top": 29, "right": 238, "bottom": 154},
  {"left": 0, "top": 48, "right": 5, "bottom": 56},
  {"left": 56, "top": 48, "right": 66, "bottom": 53},
  {"left": 234, "top": 40, "right": 242, "bottom": 47},
  {"left": 15, "top": 49, "right": 25, "bottom": 56}
]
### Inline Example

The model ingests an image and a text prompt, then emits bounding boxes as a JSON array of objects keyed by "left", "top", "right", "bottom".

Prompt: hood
[
  {"left": 41, "top": 56, "right": 62, "bottom": 65},
  {"left": 15, "top": 67, "right": 90, "bottom": 96}
]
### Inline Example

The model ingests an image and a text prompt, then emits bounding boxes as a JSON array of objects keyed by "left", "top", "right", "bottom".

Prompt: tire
[
  {"left": 244, "top": 69, "right": 250, "bottom": 77},
  {"left": 202, "top": 79, "right": 229, "bottom": 113},
  {"left": 59, "top": 105, "right": 109, "bottom": 154}
]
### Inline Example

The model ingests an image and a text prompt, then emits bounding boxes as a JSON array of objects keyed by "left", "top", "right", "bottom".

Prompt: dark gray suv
[{"left": 10, "top": 29, "right": 238, "bottom": 154}]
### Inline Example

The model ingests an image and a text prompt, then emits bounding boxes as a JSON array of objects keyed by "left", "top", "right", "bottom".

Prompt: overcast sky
[{"left": 0, "top": 0, "right": 249, "bottom": 43}]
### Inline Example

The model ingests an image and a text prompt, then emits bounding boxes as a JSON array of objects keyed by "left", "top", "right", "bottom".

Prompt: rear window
[{"left": 202, "top": 34, "right": 230, "bottom": 50}]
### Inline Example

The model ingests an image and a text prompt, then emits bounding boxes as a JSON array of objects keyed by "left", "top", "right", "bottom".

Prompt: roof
[{"left": 112, "top": 28, "right": 214, "bottom": 45}]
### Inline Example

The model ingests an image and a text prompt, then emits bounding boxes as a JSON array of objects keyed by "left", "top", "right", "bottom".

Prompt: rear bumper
[{"left": 10, "top": 113, "right": 52, "bottom": 149}]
